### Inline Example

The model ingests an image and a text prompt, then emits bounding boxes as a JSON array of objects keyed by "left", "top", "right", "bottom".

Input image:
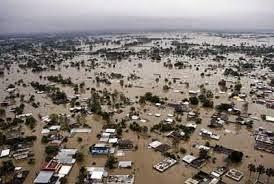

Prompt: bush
[
  {"left": 60, "top": 177, "right": 67, "bottom": 184},
  {"left": 199, "top": 149, "right": 209, "bottom": 159},
  {"left": 143, "top": 92, "right": 161, "bottom": 103},
  {"left": 1, "top": 160, "right": 15, "bottom": 173},
  {"left": 117, "top": 126, "right": 123, "bottom": 136},
  {"left": 14, "top": 104, "right": 25, "bottom": 115},
  {"left": 163, "top": 85, "right": 169, "bottom": 91},
  {"left": 41, "top": 136, "right": 49, "bottom": 144},
  {"left": 216, "top": 103, "right": 233, "bottom": 112},
  {"left": 234, "top": 83, "right": 242, "bottom": 91},
  {"left": 77, "top": 137, "right": 83, "bottom": 142},
  {"left": 202, "top": 99, "right": 214, "bottom": 108},
  {"left": 45, "top": 155, "right": 53, "bottom": 162},
  {"left": 51, "top": 90, "right": 68, "bottom": 104},
  {"left": 74, "top": 152, "right": 84, "bottom": 162},
  {"left": 45, "top": 145, "right": 59, "bottom": 155},
  {"left": 77, "top": 167, "right": 87, "bottom": 184},
  {"left": 0, "top": 132, "right": 6, "bottom": 145},
  {"left": 195, "top": 118, "right": 202, "bottom": 124},
  {"left": 25, "top": 116, "right": 36, "bottom": 129},
  {"left": 180, "top": 148, "right": 186, "bottom": 154},
  {"left": 105, "top": 155, "right": 117, "bottom": 169},
  {"left": 129, "top": 122, "right": 143, "bottom": 132},
  {"left": 189, "top": 96, "right": 199, "bottom": 105},
  {"left": 0, "top": 108, "right": 6, "bottom": 116},
  {"left": 218, "top": 79, "right": 226, "bottom": 86}
]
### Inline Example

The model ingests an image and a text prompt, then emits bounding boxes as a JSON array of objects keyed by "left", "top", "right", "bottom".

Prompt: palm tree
[
  {"left": 265, "top": 168, "right": 274, "bottom": 184},
  {"left": 248, "top": 163, "right": 256, "bottom": 178},
  {"left": 256, "top": 165, "right": 265, "bottom": 182}
]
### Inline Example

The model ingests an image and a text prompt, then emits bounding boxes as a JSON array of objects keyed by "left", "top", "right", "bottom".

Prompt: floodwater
[{"left": 0, "top": 32, "right": 274, "bottom": 184}]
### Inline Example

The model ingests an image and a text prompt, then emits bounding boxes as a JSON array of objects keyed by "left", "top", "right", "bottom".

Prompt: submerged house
[
  {"left": 199, "top": 129, "right": 220, "bottom": 140},
  {"left": 107, "top": 175, "right": 135, "bottom": 184},
  {"left": 254, "top": 128, "right": 274, "bottom": 153},
  {"left": 184, "top": 171, "right": 224, "bottom": 184},
  {"left": 209, "top": 118, "right": 225, "bottom": 128},
  {"left": 86, "top": 167, "right": 107, "bottom": 183},
  {"left": 34, "top": 171, "right": 56, "bottom": 184},
  {"left": 90, "top": 143, "right": 110, "bottom": 155},
  {"left": 117, "top": 139, "right": 134, "bottom": 150},
  {"left": 166, "top": 131, "right": 185, "bottom": 140},
  {"left": 55, "top": 148, "right": 77, "bottom": 165},
  {"left": 153, "top": 158, "right": 177, "bottom": 172},
  {"left": 41, "top": 159, "right": 62, "bottom": 172},
  {"left": 118, "top": 161, "right": 132, "bottom": 168}
]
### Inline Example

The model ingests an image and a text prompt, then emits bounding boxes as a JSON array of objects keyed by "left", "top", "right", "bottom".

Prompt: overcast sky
[{"left": 0, "top": 0, "right": 274, "bottom": 34}]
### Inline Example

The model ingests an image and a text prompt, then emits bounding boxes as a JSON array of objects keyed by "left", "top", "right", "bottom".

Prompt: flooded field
[{"left": 0, "top": 31, "right": 274, "bottom": 184}]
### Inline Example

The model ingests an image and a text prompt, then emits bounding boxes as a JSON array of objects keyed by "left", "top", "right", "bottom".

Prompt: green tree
[
  {"left": 117, "top": 126, "right": 123, "bottom": 136},
  {"left": 105, "top": 155, "right": 117, "bottom": 169},
  {"left": 199, "top": 149, "right": 209, "bottom": 159},
  {"left": 139, "top": 96, "right": 146, "bottom": 104},
  {"left": 1, "top": 160, "right": 15, "bottom": 183},
  {"left": 142, "top": 126, "right": 148, "bottom": 134},
  {"left": 202, "top": 99, "right": 214, "bottom": 108},
  {"left": 119, "top": 80, "right": 124, "bottom": 87},
  {"left": 77, "top": 137, "right": 83, "bottom": 142},
  {"left": 75, "top": 152, "right": 84, "bottom": 162},
  {"left": 163, "top": 85, "right": 169, "bottom": 91},
  {"left": 0, "top": 108, "right": 6, "bottom": 117},
  {"left": 189, "top": 96, "right": 199, "bottom": 105},
  {"left": 234, "top": 82, "right": 242, "bottom": 91},
  {"left": 0, "top": 132, "right": 6, "bottom": 145},
  {"left": 14, "top": 104, "right": 25, "bottom": 115},
  {"left": 228, "top": 151, "right": 243, "bottom": 163},
  {"left": 88, "top": 93, "right": 102, "bottom": 113},
  {"left": 41, "top": 136, "right": 49, "bottom": 144},
  {"left": 248, "top": 163, "right": 256, "bottom": 178},
  {"left": 77, "top": 167, "right": 87, "bottom": 184},
  {"left": 45, "top": 145, "right": 59, "bottom": 156},
  {"left": 180, "top": 148, "right": 186, "bottom": 154},
  {"left": 25, "top": 116, "right": 36, "bottom": 129},
  {"left": 265, "top": 168, "right": 274, "bottom": 184},
  {"left": 256, "top": 165, "right": 265, "bottom": 181}
]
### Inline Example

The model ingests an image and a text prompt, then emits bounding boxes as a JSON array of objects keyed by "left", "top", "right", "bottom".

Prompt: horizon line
[{"left": 1, "top": 27, "right": 274, "bottom": 38}]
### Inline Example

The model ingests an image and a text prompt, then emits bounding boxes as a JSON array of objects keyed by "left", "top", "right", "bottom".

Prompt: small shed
[{"left": 118, "top": 161, "right": 132, "bottom": 168}]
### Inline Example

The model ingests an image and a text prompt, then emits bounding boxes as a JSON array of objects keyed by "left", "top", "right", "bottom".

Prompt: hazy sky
[{"left": 0, "top": 0, "right": 274, "bottom": 33}]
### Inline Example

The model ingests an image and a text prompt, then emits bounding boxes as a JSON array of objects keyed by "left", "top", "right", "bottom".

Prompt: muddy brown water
[{"left": 0, "top": 32, "right": 274, "bottom": 184}]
